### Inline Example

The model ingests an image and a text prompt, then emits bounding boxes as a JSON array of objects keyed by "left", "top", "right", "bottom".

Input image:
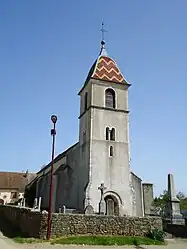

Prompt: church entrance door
[{"left": 105, "top": 195, "right": 119, "bottom": 216}]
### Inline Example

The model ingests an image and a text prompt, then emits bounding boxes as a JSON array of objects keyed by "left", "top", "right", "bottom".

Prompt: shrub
[{"left": 147, "top": 228, "right": 166, "bottom": 242}]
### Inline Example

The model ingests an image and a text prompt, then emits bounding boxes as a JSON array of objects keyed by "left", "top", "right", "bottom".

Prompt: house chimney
[{"left": 24, "top": 169, "right": 29, "bottom": 178}]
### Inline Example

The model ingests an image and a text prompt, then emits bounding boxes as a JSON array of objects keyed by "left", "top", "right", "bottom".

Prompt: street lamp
[{"left": 47, "top": 115, "right": 57, "bottom": 240}]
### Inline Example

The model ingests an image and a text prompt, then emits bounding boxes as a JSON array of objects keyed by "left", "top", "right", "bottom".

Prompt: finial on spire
[
  {"left": 100, "top": 22, "right": 108, "bottom": 56},
  {"left": 101, "top": 22, "right": 107, "bottom": 46}
]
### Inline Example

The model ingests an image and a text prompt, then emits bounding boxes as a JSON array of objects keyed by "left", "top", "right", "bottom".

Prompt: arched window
[
  {"left": 110, "top": 128, "right": 115, "bottom": 141},
  {"left": 106, "top": 127, "right": 110, "bottom": 140},
  {"left": 109, "top": 146, "right": 114, "bottom": 157},
  {"left": 84, "top": 92, "right": 88, "bottom": 111},
  {"left": 105, "top": 88, "right": 116, "bottom": 108}
]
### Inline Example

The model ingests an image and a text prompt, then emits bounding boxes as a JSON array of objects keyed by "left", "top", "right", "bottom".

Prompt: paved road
[
  {"left": 0, "top": 232, "right": 187, "bottom": 249},
  {"left": 18, "top": 241, "right": 187, "bottom": 249},
  {"left": 0, "top": 232, "right": 20, "bottom": 249}
]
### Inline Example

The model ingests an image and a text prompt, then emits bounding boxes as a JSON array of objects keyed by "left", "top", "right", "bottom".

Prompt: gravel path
[{"left": 0, "top": 231, "right": 187, "bottom": 249}]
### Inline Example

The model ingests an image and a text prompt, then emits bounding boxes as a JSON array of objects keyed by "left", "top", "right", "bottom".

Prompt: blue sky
[{"left": 0, "top": 1, "right": 186, "bottom": 197}]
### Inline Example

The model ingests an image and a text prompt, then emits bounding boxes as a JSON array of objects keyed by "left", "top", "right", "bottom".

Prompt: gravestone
[
  {"left": 38, "top": 197, "right": 41, "bottom": 211},
  {"left": 23, "top": 198, "right": 26, "bottom": 207},
  {"left": 98, "top": 183, "right": 107, "bottom": 215},
  {"left": 166, "top": 174, "right": 185, "bottom": 224},
  {"left": 33, "top": 198, "right": 38, "bottom": 209},
  {"left": 84, "top": 204, "right": 94, "bottom": 214},
  {"left": 62, "top": 205, "right": 66, "bottom": 214}
]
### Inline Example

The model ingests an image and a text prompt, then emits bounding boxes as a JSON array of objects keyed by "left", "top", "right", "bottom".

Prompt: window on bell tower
[
  {"left": 105, "top": 88, "right": 116, "bottom": 109},
  {"left": 110, "top": 128, "right": 115, "bottom": 141},
  {"left": 106, "top": 127, "right": 110, "bottom": 140},
  {"left": 105, "top": 127, "right": 116, "bottom": 141},
  {"left": 109, "top": 146, "right": 114, "bottom": 157}
]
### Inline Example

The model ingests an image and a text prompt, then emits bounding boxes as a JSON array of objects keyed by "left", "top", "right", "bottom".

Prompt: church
[{"left": 31, "top": 36, "right": 154, "bottom": 217}]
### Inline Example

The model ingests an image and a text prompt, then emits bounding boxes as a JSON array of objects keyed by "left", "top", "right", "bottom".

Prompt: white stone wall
[
  {"left": 130, "top": 173, "right": 144, "bottom": 217},
  {"left": 79, "top": 79, "right": 132, "bottom": 215}
]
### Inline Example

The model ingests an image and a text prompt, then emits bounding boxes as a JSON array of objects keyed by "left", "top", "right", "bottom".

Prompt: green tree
[
  {"left": 153, "top": 190, "right": 187, "bottom": 215},
  {"left": 153, "top": 190, "right": 169, "bottom": 215}
]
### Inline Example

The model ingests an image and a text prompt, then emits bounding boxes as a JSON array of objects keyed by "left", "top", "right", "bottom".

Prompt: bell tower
[{"left": 78, "top": 32, "right": 133, "bottom": 215}]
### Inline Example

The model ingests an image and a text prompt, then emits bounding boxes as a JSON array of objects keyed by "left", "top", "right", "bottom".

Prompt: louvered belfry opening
[{"left": 105, "top": 88, "right": 115, "bottom": 108}]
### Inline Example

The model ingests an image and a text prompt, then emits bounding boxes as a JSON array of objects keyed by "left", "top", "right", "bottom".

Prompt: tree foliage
[{"left": 153, "top": 190, "right": 187, "bottom": 216}]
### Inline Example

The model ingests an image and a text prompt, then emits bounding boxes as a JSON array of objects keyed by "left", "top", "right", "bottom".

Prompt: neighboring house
[
  {"left": 0, "top": 171, "right": 36, "bottom": 205},
  {"left": 26, "top": 37, "right": 155, "bottom": 216}
]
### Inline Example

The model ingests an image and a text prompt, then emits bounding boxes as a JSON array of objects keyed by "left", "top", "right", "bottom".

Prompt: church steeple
[
  {"left": 78, "top": 28, "right": 132, "bottom": 215},
  {"left": 84, "top": 24, "right": 127, "bottom": 85}
]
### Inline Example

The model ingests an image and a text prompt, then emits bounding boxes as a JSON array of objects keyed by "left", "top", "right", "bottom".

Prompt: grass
[{"left": 13, "top": 235, "right": 166, "bottom": 246}]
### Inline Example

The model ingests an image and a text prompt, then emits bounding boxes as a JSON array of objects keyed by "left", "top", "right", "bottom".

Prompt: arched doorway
[
  {"left": 104, "top": 195, "right": 119, "bottom": 216},
  {"left": 0, "top": 199, "right": 4, "bottom": 205}
]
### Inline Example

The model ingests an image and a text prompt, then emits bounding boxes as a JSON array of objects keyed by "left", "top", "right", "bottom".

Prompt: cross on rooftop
[{"left": 101, "top": 22, "right": 107, "bottom": 42}]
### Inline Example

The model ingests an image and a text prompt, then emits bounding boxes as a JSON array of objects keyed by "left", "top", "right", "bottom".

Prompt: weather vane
[{"left": 101, "top": 22, "right": 107, "bottom": 42}]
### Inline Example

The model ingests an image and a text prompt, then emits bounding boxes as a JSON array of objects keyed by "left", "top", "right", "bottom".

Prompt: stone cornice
[{"left": 79, "top": 105, "right": 129, "bottom": 119}]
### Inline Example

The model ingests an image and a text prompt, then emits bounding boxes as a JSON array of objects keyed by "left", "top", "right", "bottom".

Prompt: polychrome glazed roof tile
[
  {"left": 92, "top": 56, "right": 125, "bottom": 83},
  {"left": 85, "top": 40, "right": 126, "bottom": 84}
]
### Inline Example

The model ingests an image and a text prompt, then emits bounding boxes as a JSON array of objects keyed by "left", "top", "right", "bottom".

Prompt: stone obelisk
[{"left": 167, "top": 174, "right": 184, "bottom": 224}]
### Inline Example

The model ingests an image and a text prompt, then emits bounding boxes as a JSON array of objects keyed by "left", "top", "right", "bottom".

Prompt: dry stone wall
[{"left": 0, "top": 205, "right": 163, "bottom": 239}]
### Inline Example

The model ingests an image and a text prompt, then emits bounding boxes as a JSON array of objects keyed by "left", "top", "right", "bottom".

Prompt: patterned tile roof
[
  {"left": 92, "top": 56, "right": 125, "bottom": 83},
  {"left": 85, "top": 42, "right": 127, "bottom": 84}
]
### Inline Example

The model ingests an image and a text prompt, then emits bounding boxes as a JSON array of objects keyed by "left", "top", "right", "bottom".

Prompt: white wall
[{"left": 0, "top": 190, "right": 24, "bottom": 204}]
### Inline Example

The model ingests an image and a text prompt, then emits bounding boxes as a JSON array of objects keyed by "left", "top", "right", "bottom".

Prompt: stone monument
[
  {"left": 166, "top": 174, "right": 185, "bottom": 224},
  {"left": 98, "top": 183, "right": 107, "bottom": 215}
]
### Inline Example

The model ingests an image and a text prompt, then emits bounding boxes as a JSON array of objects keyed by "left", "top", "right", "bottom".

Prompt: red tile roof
[{"left": 0, "top": 172, "right": 36, "bottom": 191}]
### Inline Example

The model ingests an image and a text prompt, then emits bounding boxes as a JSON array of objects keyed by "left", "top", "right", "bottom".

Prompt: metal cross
[{"left": 101, "top": 22, "right": 107, "bottom": 41}]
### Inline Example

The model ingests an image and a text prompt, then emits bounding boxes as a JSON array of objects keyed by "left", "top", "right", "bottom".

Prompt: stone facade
[
  {"left": 0, "top": 205, "right": 163, "bottom": 239},
  {"left": 79, "top": 78, "right": 132, "bottom": 215},
  {"left": 142, "top": 183, "right": 154, "bottom": 216},
  {"left": 130, "top": 173, "right": 144, "bottom": 217},
  {"left": 27, "top": 39, "right": 154, "bottom": 217}
]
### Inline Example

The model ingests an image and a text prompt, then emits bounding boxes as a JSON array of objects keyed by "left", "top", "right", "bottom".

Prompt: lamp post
[{"left": 47, "top": 115, "right": 57, "bottom": 240}]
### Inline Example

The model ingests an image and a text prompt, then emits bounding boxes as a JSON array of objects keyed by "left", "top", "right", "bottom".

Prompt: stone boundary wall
[
  {"left": 0, "top": 205, "right": 163, "bottom": 239},
  {"left": 0, "top": 205, "right": 45, "bottom": 238}
]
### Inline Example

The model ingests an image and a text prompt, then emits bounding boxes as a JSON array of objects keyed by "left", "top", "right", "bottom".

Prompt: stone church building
[{"left": 33, "top": 39, "right": 153, "bottom": 217}]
